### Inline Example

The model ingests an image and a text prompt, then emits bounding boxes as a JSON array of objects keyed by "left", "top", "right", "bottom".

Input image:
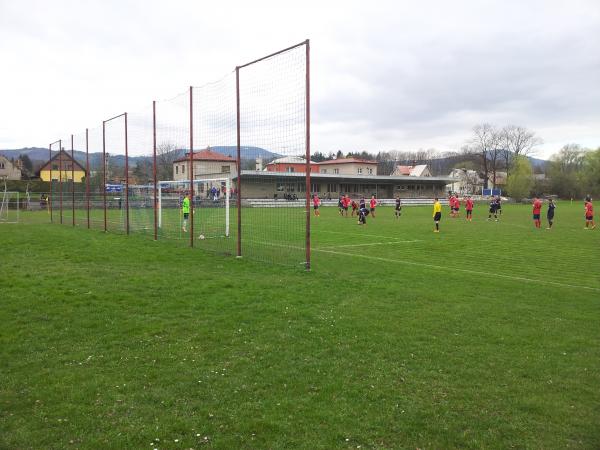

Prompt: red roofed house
[
  {"left": 316, "top": 158, "right": 378, "bottom": 176},
  {"left": 172, "top": 147, "right": 237, "bottom": 182}
]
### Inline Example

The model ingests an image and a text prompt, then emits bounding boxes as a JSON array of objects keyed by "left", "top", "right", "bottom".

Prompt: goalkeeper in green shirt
[{"left": 182, "top": 192, "right": 190, "bottom": 232}]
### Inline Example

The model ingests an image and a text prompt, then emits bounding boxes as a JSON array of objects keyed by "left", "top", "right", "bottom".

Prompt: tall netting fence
[
  {"left": 88, "top": 126, "right": 105, "bottom": 230},
  {"left": 237, "top": 43, "right": 309, "bottom": 267},
  {"left": 155, "top": 91, "right": 190, "bottom": 244},
  {"left": 41, "top": 41, "right": 310, "bottom": 268},
  {"left": 103, "top": 115, "right": 127, "bottom": 233},
  {"left": 127, "top": 107, "right": 155, "bottom": 236}
]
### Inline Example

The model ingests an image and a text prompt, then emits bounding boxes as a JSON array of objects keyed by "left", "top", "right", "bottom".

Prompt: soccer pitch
[{"left": 1, "top": 201, "right": 599, "bottom": 449}]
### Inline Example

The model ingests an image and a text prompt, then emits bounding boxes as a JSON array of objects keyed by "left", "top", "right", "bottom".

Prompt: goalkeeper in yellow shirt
[{"left": 432, "top": 197, "right": 442, "bottom": 233}]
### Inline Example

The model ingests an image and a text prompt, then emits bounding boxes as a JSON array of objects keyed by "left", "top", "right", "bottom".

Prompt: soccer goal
[
  {"left": 0, "top": 191, "right": 20, "bottom": 223},
  {"left": 158, "top": 178, "right": 231, "bottom": 240}
]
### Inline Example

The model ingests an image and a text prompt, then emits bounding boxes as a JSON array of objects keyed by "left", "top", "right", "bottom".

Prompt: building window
[
  {"left": 0, "top": 162, "right": 4, "bottom": 169},
  {"left": 311, "top": 183, "right": 321, "bottom": 193},
  {"left": 327, "top": 183, "right": 337, "bottom": 192},
  {"left": 222, "top": 166, "right": 231, "bottom": 173},
  {"left": 357, "top": 168, "right": 363, "bottom": 174},
  {"left": 182, "top": 164, "right": 185, "bottom": 174},
  {"left": 320, "top": 168, "right": 327, "bottom": 174},
  {"left": 52, "top": 164, "right": 59, "bottom": 170},
  {"left": 175, "top": 166, "right": 179, "bottom": 175},
  {"left": 368, "top": 168, "right": 373, "bottom": 174},
  {"left": 333, "top": 168, "right": 339, "bottom": 174},
  {"left": 286, "top": 166, "right": 294, "bottom": 173}
]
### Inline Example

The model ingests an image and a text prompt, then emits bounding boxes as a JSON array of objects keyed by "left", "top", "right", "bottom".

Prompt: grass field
[{"left": 1, "top": 202, "right": 599, "bottom": 449}]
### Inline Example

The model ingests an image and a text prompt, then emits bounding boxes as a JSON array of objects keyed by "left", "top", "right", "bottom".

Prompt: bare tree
[
  {"left": 501, "top": 125, "right": 542, "bottom": 175},
  {"left": 468, "top": 124, "right": 502, "bottom": 189},
  {"left": 156, "top": 142, "right": 183, "bottom": 181}
]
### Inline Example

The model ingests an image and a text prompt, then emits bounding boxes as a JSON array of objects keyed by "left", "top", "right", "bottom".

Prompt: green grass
[{"left": 1, "top": 202, "right": 599, "bottom": 449}]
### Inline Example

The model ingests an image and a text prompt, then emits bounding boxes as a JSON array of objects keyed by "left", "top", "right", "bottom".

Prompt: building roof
[
  {"left": 266, "top": 155, "right": 310, "bottom": 165},
  {"left": 174, "top": 148, "right": 235, "bottom": 163},
  {"left": 409, "top": 164, "right": 429, "bottom": 177},
  {"left": 317, "top": 158, "right": 378, "bottom": 165},
  {"left": 40, "top": 150, "right": 86, "bottom": 172}
]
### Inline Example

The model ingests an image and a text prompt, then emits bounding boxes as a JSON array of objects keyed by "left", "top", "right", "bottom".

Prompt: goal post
[
  {"left": 158, "top": 178, "right": 230, "bottom": 239},
  {"left": 0, "top": 191, "right": 20, "bottom": 224}
]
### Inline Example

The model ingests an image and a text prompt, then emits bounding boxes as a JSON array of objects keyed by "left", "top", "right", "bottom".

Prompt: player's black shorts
[
  {"left": 452, "top": 207, "right": 459, "bottom": 212},
  {"left": 466, "top": 209, "right": 472, "bottom": 214},
  {"left": 533, "top": 213, "right": 540, "bottom": 220},
  {"left": 434, "top": 212, "right": 441, "bottom": 221},
  {"left": 547, "top": 213, "right": 554, "bottom": 220},
  {"left": 370, "top": 208, "right": 375, "bottom": 212},
  {"left": 343, "top": 206, "right": 348, "bottom": 211},
  {"left": 313, "top": 205, "right": 319, "bottom": 210},
  {"left": 183, "top": 212, "right": 189, "bottom": 219},
  {"left": 586, "top": 215, "right": 593, "bottom": 221}
]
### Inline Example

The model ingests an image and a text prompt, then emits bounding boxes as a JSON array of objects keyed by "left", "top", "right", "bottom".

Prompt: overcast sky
[{"left": 1, "top": 0, "right": 599, "bottom": 159}]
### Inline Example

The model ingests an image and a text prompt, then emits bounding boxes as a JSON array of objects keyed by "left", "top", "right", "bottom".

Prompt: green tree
[
  {"left": 548, "top": 144, "right": 585, "bottom": 199},
  {"left": 581, "top": 148, "right": 600, "bottom": 196},
  {"left": 506, "top": 156, "right": 533, "bottom": 201}
]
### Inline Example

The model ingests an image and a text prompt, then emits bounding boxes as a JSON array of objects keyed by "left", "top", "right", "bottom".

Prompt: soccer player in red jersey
[
  {"left": 465, "top": 196, "right": 474, "bottom": 221},
  {"left": 341, "top": 194, "right": 351, "bottom": 217},
  {"left": 448, "top": 195, "right": 455, "bottom": 218},
  {"left": 351, "top": 199, "right": 359, "bottom": 216},
  {"left": 584, "top": 196, "right": 595, "bottom": 229},
  {"left": 312, "top": 193, "right": 321, "bottom": 217},
  {"left": 453, "top": 196, "right": 460, "bottom": 218},
  {"left": 369, "top": 195, "right": 377, "bottom": 218},
  {"left": 532, "top": 197, "right": 543, "bottom": 228}
]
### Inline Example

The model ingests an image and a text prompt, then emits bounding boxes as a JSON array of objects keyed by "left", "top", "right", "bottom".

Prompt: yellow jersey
[{"left": 433, "top": 201, "right": 442, "bottom": 217}]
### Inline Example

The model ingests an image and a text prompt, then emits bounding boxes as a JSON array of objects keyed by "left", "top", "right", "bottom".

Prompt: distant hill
[{"left": 0, "top": 146, "right": 281, "bottom": 168}]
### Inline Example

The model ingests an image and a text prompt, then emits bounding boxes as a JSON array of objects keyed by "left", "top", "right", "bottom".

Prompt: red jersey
[
  {"left": 342, "top": 197, "right": 351, "bottom": 207},
  {"left": 585, "top": 201, "right": 593, "bottom": 217},
  {"left": 370, "top": 198, "right": 377, "bottom": 208},
  {"left": 312, "top": 196, "right": 320, "bottom": 206},
  {"left": 454, "top": 198, "right": 460, "bottom": 209},
  {"left": 466, "top": 199, "right": 473, "bottom": 210},
  {"left": 532, "top": 199, "right": 542, "bottom": 214}
]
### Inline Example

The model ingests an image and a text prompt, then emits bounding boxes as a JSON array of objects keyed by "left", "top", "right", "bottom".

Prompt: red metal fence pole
[
  {"left": 102, "top": 121, "right": 107, "bottom": 232},
  {"left": 59, "top": 139, "right": 63, "bottom": 225},
  {"left": 189, "top": 86, "right": 194, "bottom": 248},
  {"left": 153, "top": 100, "right": 158, "bottom": 241},
  {"left": 124, "top": 112, "right": 129, "bottom": 235},
  {"left": 304, "top": 39, "right": 311, "bottom": 271},
  {"left": 235, "top": 67, "right": 242, "bottom": 258},
  {"left": 71, "top": 134, "right": 75, "bottom": 227},
  {"left": 49, "top": 144, "right": 53, "bottom": 223},
  {"left": 86, "top": 128, "right": 90, "bottom": 228}
]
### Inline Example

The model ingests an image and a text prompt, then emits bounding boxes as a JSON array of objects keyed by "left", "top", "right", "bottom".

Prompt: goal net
[
  {"left": 158, "top": 178, "right": 232, "bottom": 249},
  {"left": 0, "top": 191, "right": 20, "bottom": 223}
]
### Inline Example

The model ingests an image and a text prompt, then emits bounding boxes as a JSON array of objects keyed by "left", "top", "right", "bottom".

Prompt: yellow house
[{"left": 40, "top": 150, "right": 86, "bottom": 183}]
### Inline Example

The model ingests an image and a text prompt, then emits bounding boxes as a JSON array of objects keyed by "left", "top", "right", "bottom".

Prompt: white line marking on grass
[
  {"left": 319, "top": 240, "right": 422, "bottom": 249},
  {"left": 314, "top": 248, "right": 600, "bottom": 292}
]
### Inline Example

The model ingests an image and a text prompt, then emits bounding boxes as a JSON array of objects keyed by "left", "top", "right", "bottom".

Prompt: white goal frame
[
  {"left": 158, "top": 178, "right": 230, "bottom": 237},
  {"left": 0, "top": 191, "right": 20, "bottom": 223}
]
